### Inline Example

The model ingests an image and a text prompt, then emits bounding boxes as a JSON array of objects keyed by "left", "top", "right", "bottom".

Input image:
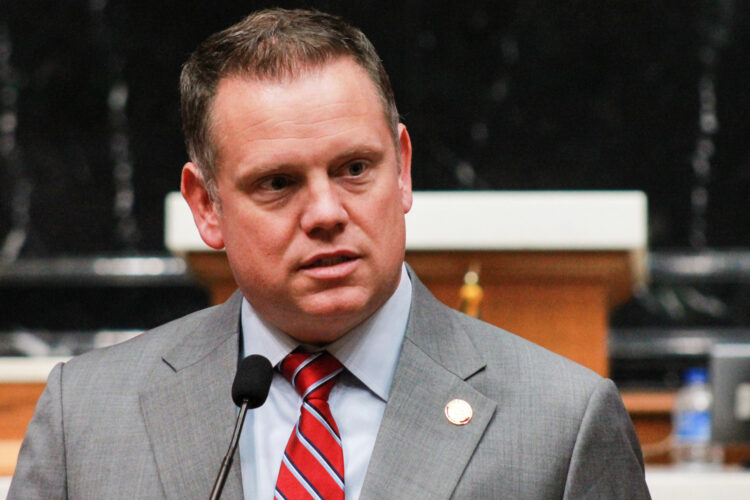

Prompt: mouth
[{"left": 301, "top": 254, "right": 357, "bottom": 269}]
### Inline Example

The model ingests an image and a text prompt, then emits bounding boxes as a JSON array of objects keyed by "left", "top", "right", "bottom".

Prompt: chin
[
  {"left": 303, "top": 297, "right": 368, "bottom": 320},
  {"left": 299, "top": 288, "right": 375, "bottom": 322}
]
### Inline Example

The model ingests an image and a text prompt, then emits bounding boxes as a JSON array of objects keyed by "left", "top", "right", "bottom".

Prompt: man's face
[{"left": 182, "top": 57, "right": 413, "bottom": 344}]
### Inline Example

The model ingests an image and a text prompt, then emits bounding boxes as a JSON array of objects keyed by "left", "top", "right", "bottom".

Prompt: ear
[
  {"left": 396, "top": 123, "right": 413, "bottom": 214},
  {"left": 180, "top": 162, "right": 225, "bottom": 250}
]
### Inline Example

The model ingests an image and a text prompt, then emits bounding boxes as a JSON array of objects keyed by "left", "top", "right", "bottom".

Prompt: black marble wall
[{"left": 2, "top": 1, "right": 749, "bottom": 255}]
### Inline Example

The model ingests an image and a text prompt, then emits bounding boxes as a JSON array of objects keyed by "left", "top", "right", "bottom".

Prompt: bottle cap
[{"left": 684, "top": 367, "right": 708, "bottom": 384}]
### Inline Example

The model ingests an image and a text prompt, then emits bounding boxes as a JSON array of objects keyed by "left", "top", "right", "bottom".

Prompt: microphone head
[{"left": 232, "top": 354, "right": 273, "bottom": 408}]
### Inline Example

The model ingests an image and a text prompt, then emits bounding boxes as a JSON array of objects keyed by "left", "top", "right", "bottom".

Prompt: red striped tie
[{"left": 275, "top": 351, "right": 345, "bottom": 500}]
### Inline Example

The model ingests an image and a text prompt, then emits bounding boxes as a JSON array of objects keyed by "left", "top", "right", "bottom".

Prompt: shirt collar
[{"left": 241, "top": 264, "right": 412, "bottom": 402}]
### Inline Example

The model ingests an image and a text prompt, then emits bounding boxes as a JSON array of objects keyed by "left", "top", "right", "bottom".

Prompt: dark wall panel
[{"left": 1, "top": 1, "right": 748, "bottom": 254}]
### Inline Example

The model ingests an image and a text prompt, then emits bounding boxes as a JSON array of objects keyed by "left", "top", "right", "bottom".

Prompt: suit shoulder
[{"left": 61, "top": 300, "right": 233, "bottom": 382}]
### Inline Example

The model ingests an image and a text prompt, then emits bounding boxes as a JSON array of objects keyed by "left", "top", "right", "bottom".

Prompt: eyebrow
[
  {"left": 329, "top": 146, "right": 384, "bottom": 164},
  {"left": 232, "top": 143, "right": 387, "bottom": 183}
]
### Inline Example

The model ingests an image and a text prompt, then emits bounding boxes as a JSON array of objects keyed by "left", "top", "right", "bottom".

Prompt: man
[{"left": 10, "top": 8, "right": 650, "bottom": 499}]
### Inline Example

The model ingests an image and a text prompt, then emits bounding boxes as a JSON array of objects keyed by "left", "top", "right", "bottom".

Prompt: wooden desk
[
  {"left": 623, "top": 390, "right": 675, "bottom": 463},
  {"left": 0, "top": 357, "right": 66, "bottom": 476},
  {"left": 623, "top": 389, "right": 750, "bottom": 465},
  {"left": 0, "top": 383, "right": 45, "bottom": 476}
]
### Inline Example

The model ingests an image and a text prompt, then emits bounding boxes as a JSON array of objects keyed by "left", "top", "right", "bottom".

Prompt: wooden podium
[
  {"left": 407, "top": 250, "right": 637, "bottom": 376},
  {"left": 167, "top": 191, "right": 648, "bottom": 377}
]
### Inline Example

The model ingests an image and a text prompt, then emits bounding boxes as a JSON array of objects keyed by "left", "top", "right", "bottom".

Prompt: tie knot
[{"left": 280, "top": 350, "right": 343, "bottom": 401}]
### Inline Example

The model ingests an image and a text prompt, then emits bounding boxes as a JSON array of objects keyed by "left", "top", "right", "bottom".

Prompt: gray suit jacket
[{"left": 9, "top": 272, "right": 650, "bottom": 499}]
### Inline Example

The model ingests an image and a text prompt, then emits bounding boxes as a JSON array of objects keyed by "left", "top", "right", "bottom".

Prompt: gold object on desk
[{"left": 458, "top": 265, "right": 483, "bottom": 319}]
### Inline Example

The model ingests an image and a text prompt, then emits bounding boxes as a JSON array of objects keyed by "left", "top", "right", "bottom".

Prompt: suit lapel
[
  {"left": 139, "top": 291, "right": 245, "bottom": 500},
  {"left": 136, "top": 271, "right": 492, "bottom": 498},
  {"left": 360, "top": 272, "right": 496, "bottom": 498}
]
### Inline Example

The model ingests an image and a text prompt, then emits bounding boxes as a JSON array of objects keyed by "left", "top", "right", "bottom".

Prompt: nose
[{"left": 300, "top": 178, "right": 349, "bottom": 238}]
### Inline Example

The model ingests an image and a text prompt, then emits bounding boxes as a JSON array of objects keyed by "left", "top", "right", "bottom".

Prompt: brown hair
[{"left": 180, "top": 8, "right": 399, "bottom": 199}]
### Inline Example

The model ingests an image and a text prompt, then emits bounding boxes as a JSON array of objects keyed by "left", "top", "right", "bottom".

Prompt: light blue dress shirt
[{"left": 238, "top": 265, "right": 412, "bottom": 499}]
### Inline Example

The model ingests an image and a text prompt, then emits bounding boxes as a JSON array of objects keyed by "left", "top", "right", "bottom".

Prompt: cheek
[
  {"left": 363, "top": 193, "right": 407, "bottom": 245},
  {"left": 228, "top": 211, "right": 299, "bottom": 261}
]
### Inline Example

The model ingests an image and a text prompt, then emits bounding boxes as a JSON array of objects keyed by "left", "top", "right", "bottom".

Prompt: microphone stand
[{"left": 209, "top": 399, "right": 249, "bottom": 500}]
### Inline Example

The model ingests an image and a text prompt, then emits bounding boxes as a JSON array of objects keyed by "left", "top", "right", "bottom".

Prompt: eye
[
  {"left": 346, "top": 161, "right": 367, "bottom": 176},
  {"left": 260, "top": 175, "right": 292, "bottom": 191}
]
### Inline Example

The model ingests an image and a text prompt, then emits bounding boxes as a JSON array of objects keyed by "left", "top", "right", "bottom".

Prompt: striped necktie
[{"left": 275, "top": 351, "right": 345, "bottom": 500}]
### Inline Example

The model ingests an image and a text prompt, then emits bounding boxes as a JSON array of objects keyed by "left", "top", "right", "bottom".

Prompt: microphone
[{"left": 209, "top": 354, "right": 273, "bottom": 500}]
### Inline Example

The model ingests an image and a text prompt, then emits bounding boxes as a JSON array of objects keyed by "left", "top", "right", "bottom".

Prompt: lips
[
  {"left": 302, "top": 255, "right": 355, "bottom": 268},
  {"left": 300, "top": 252, "right": 359, "bottom": 269}
]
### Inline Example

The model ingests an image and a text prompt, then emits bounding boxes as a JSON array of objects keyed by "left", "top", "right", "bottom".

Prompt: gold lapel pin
[{"left": 445, "top": 399, "right": 473, "bottom": 425}]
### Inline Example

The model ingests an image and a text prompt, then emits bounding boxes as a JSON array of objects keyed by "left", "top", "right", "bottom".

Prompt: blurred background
[
  {"left": 4, "top": 0, "right": 750, "bottom": 479},
  {"left": 2, "top": 2, "right": 750, "bottom": 390},
  {"left": 3, "top": 0, "right": 750, "bottom": 255}
]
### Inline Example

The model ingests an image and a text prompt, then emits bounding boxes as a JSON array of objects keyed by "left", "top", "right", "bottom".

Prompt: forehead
[
  {"left": 208, "top": 58, "right": 390, "bottom": 156},
  {"left": 215, "top": 58, "right": 378, "bottom": 116}
]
